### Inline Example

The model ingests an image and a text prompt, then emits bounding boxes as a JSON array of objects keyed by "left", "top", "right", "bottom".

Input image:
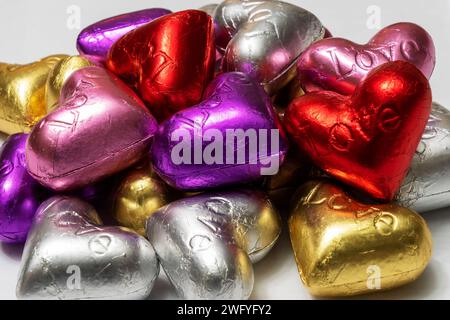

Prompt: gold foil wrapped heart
[
  {"left": 0, "top": 55, "right": 67, "bottom": 134},
  {"left": 0, "top": 55, "right": 92, "bottom": 134},
  {"left": 112, "top": 164, "right": 175, "bottom": 236},
  {"left": 289, "top": 180, "right": 432, "bottom": 297}
]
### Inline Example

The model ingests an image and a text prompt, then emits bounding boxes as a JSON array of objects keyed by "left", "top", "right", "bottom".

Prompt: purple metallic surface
[
  {"left": 151, "top": 72, "right": 288, "bottom": 190},
  {"left": 297, "top": 22, "right": 436, "bottom": 95},
  {"left": 0, "top": 134, "right": 47, "bottom": 243},
  {"left": 77, "top": 8, "right": 171, "bottom": 64},
  {"left": 26, "top": 66, "right": 158, "bottom": 192}
]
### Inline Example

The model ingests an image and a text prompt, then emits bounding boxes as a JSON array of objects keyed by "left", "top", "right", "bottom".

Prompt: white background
[{"left": 0, "top": 0, "right": 449, "bottom": 299}]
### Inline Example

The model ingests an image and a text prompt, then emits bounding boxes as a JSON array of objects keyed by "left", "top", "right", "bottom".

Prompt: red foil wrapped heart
[
  {"left": 284, "top": 61, "right": 432, "bottom": 201},
  {"left": 106, "top": 10, "right": 215, "bottom": 121}
]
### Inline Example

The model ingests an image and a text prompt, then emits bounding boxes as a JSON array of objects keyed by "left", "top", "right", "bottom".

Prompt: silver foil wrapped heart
[
  {"left": 199, "top": 3, "right": 218, "bottom": 15},
  {"left": 397, "top": 102, "right": 450, "bottom": 212},
  {"left": 146, "top": 190, "right": 281, "bottom": 299},
  {"left": 214, "top": 0, "right": 324, "bottom": 94},
  {"left": 16, "top": 196, "right": 159, "bottom": 300}
]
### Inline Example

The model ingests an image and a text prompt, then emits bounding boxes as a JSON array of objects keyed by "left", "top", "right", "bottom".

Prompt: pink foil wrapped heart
[
  {"left": 297, "top": 22, "right": 436, "bottom": 95},
  {"left": 26, "top": 66, "right": 158, "bottom": 191}
]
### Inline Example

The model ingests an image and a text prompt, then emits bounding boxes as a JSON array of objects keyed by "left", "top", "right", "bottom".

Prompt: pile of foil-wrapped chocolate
[{"left": 0, "top": 0, "right": 448, "bottom": 299}]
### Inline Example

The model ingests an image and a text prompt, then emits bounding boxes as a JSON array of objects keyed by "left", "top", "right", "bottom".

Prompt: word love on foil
[
  {"left": 297, "top": 22, "right": 435, "bottom": 95},
  {"left": 152, "top": 72, "right": 288, "bottom": 190}
]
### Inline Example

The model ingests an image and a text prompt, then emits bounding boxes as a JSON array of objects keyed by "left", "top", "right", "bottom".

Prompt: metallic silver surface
[
  {"left": 16, "top": 196, "right": 159, "bottom": 300},
  {"left": 199, "top": 3, "right": 218, "bottom": 16},
  {"left": 215, "top": 0, "right": 324, "bottom": 94},
  {"left": 397, "top": 102, "right": 450, "bottom": 212},
  {"left": 146, "top": 190, "right": 280, "bottom": 299},
  {"left": 216, "top": 189, "right": 281, "bottom": 263}
]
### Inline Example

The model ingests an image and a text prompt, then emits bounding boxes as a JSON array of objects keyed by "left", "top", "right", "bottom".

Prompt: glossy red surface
[
  {"left": 284, "top": 61, "right": 432, "bottom": 201},
  {"left": 107, "top": 10, "right": 215, "bottom": 121}
]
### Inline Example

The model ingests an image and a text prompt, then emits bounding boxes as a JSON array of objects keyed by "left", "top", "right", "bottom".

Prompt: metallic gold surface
[
  {"left": 45, "top": 56, "right": 92, "bottom": 111},
  {"left": 113, "top": 164, "right": 174, "bottom": 236},
  {"left": 0, "top": 55, "right": 67, "bottom": 134},
  {"left": 226, "top": 190, "right": 282, "bottom": 263},
  {"left": 289, "top": 180, "right": 432, "bottom": 297}
]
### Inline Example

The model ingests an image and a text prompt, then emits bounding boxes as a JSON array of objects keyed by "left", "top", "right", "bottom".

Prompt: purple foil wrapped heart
[
  {"left": 297, "top": 22, "right": 436, "bottom": 95},
  {"left": 151, "top": 72, "right": 288, "bottom": 190},
  {"left": 0, "top": 134, "right": 47, "bottom": 243},
  {"left": 77, "top": 8, "right": 171, "bottom": 64}
]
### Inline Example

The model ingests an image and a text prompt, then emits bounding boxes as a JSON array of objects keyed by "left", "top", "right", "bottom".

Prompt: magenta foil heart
[
  {"left": 297, "top": 22, "right": 436, "bottom": 95},
  {"left": 26, "top": 66, "right": 158, "bottom": 191}
]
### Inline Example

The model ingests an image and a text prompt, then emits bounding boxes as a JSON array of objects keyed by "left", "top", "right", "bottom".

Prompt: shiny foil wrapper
[
  {"left": 289, "top": 180, "right": 432, "bottom": 297},
  {"left": 297, "top": 22, "right": 435, "bottom": 95},
  {"left": 397, "top": 102, "right": 450, "bottom": 212},
  {"left": 215, "top": 0, "right": 324, "bottom": 94},
  {"left": 199, "top": 3, "right": 218, "bottom": 16},
  {"left": 17, "top": 196, "right": 159, "bottom": 300},
  {"left": 45, "top": 56, "right": 93, "bottom": 112},
  {"left": 26, "top": 66, "right": 158, "bottom": 191},
  {"left": 0, "top": 134, "right": 47, "bottom": 243},
  {"left": 0, "top": 55, "right": 67, "bottom": 135},
  {"left": 77, "top": 8, "right": 171, "bottom": 65},
  {"left": 284, "top": 61, "right": 432, "bottom": 201},
  {"left": 107, "top": 10, "right": 215, "bottom": 121},
  {"left": 152, "top": 72, "right": 288, "bottom": 190},
  {"left": 146, "top": 190, "right": 281, "bottom": 299},
  {"left": 113, "top": 163, "right": 175, "bottom": 236}
]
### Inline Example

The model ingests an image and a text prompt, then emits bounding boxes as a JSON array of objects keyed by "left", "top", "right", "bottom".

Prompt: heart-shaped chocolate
[
  {"left": 151, "top": 72, "right": 288, "bottom": 190},
  {"left": 397, "top": 102, "right": 450, "bottom": 212},
  {"left": 0, "top": 55, "right": 68, "bottom": 135},
  {"left": 215, "top": 0, "right": 324, "bottom": 94},
  {"left": 77, "top": 8, "right": 171, "bottom": 65},
  {"left": 284, "top": 61, "right": 432, "bottom": 201},
  {"left": 297, "top": 22, "right": 436, "bottom": 95},
  {"left": 16, "top": 196, "right": 159, "bottom": 300},
  {"left": 0, "top": 134, "right": 47, "bottom": 243},
  {"left": 146, "top": 190, "right": 280, "bottom": 299},
  {"left": 113, "top": 163, "right": 175, "bottom": 236},
  {"left": 26, "top": 66, "right": 158, "bottom": 192},
  {"left": 289, "top": 180, "right": 432, "bottom": 297},
  {"left": 107, "top": 10, "right": 215, "bottom": 121}
]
